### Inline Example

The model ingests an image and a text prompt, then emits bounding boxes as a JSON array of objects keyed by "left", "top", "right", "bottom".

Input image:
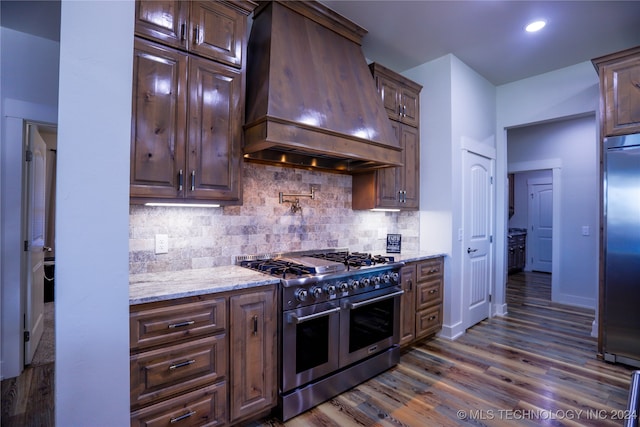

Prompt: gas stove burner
[
  {"left": 240, "top": 259, "right": 317, "bottom": 278},
  {"left": 307, "top": 251, "right": 395, "bottom": 269}
]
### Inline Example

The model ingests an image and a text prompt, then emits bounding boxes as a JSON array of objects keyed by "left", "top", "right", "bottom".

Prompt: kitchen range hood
[{"left": 243, "top": 1, "right": 403, "bottom": 173}]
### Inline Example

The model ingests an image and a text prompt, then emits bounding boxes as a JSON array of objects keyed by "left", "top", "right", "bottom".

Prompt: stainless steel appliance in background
[
  {"left": 603, "top": 133, "right": 640, "bottom": 368},
  {"left": 238, "top": 250, "right": 404, "bottom": 421}
]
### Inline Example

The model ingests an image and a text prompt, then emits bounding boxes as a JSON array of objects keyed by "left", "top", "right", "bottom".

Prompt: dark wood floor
[
  {"left": 250, "top": 272, "right": 636, "bottom": 426},
  {"left": 2, "top": 272, "right": 635, "bottom": 426}
]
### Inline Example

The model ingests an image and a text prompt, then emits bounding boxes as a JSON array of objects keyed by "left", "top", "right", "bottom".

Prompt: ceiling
[
  {"left": 320, "top": 1, "right": 640, "bottom": 85},
  {"left": 2, "top": 1, "right": 639, "bottom": 85}
]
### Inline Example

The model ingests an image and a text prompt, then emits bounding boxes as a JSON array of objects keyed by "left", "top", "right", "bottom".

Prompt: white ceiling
[
  {"left": 2, "top": 1, "right": 640, "bottom": 86},
  {"left": 320, "top": 0, "right": 640, "bottom": 85}
]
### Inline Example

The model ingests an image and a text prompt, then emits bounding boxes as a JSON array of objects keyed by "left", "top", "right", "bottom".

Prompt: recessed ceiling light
[{"left": 525, "top": 20, "right": 547, "bottom": 33}]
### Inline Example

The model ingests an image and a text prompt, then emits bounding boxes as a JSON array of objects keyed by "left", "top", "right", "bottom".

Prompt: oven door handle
[
  {"left": 288, "top": 307, "right": 341, "bottom": 324},
  {"left": 346, "top": 290, "right": 405, "bottom": 309}
]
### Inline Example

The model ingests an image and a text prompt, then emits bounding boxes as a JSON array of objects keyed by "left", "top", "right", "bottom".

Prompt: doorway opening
[{"left": 508, "top": 170, "right": 553, "bottom": 275}]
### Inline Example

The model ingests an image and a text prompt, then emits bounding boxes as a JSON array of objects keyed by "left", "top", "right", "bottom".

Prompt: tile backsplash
[{"left": 129, "top": 162, "right": 419, "bottom": 274}]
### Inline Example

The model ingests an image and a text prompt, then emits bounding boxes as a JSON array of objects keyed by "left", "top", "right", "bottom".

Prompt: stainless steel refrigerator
[{"left": 604, "top": 133, "right": 640, "bottom": 367}]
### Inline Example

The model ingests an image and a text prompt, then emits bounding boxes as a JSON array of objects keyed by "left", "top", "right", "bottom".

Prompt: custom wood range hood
[{"left": 243, "top": 1, "right": 403, "bottom": 173}]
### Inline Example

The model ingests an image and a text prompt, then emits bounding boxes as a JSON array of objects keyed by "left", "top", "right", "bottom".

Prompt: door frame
[{"left": 508, "top": 159, "right": 562, "bottom": 302}]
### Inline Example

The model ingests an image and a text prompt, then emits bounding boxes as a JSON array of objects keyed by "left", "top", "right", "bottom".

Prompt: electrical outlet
[{"left": 155, "top": 234, "right": 169, "bottom": 254}]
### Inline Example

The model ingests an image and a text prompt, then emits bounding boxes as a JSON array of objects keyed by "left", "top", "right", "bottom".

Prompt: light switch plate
[
  {"left": 155, "top": 234, "right": 169, "bottom": 254},
  {"left": 582, "top": 226, "right": 590, "bottom": 236}
]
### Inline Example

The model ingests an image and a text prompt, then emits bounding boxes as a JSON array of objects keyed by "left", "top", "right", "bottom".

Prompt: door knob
[{"left": 467, "top": 247, "right": 478, "bottom": 254}]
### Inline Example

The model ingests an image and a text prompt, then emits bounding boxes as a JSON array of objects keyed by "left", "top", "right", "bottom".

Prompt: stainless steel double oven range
[{"left": 238, "top": 249, "right": 404, "bottom": 421}]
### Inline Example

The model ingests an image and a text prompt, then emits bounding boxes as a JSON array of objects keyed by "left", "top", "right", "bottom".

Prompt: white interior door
[
  {"left": 463, "top": 150, "right": 493, "bottom": 329},
  {"left": 24, "top": 124, "right": 47, "bottom": 365},
  {"left": 528, "top": 182, "right": 553, "bottom": 273}
]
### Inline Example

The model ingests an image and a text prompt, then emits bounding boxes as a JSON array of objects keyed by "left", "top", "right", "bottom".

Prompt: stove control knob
[
  {"left": 349, "top": 280, "right": 360, "bottom": 290},
  {"left": 338, "top": 281, "right": 349, "bottom": 292},
  {"left": 390, "top": 272, "right": 400, "bottom": 283},
  {"left": 382, "top": 274, "right": 391, "bottom": 283},
  {"left": 373, "top": 276, "right": 381, "bottom": 285},
  {"left": 361, "top": 277, "right": 371, "bottom": 287},
  {"left": 324, "top": 284, "right": 337, "bottom": 296},
  {"left": 295, "top": 288, "right": 308, "bottom": 302},
  {"left": 310, "top": 286, "right": 323, "bottom": 299}
]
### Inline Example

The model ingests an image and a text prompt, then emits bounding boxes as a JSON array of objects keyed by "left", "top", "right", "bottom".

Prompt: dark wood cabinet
[
  {"left": 398, "top": 257, "right": 444, "bottom": 346},
  {"left": 507, "top": 232, "right": 526, "bottom": 274},
  {"left": 130, "top": 286, "right": 276, "bottom": 426},
  {"left": 593, "top": 46, "right": 640, "bottom": 137},
  {"left": 131, "top": 1, "right": 255, "bottom": 205},
  {"left": 399, "top": 264, "right": 416, "bottom": 346},
  {"left": 229, "top": 288, "right": 276, "bottom": 423},
  {"left": 135, "top": 0, "right": 250, "bottom": 67},
  {"left": 352, "top": 63, "right": 421, "bottom": 210}
]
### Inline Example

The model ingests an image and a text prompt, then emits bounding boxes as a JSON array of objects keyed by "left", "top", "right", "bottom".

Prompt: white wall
[
  {"left": 405, "top": 54, "right": 496, "bottom": 339},
  {"left": 496, "top": 61, "right": 600, "bottom": 313},
  {"left": 55, "top": 1, "right": 133, "bottom": 424},
  {"left": 508, "top": 115, "right": 598, "bottom": 308},
  {"left": 0, "top": 27, "right": 60, "bottom": 379}
]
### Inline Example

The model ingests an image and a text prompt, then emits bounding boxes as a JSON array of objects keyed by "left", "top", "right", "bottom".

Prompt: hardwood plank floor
[
  {"left": 2, "top": 273, "right": 635, "bottom": 426},
  {"left": 250, "top": 272, "right": 636, "bottom": 427}
]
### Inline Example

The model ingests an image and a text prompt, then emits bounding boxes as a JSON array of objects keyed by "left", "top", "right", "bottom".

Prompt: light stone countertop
[
  {"left": 129, "top": 265, "right": 280, "bottom": 305},
  {"left": 129, "top": 252, "right": 446, "bottom": 305},
  {"left": 382, "top": 251, "right": 447, "bottom": 264}
]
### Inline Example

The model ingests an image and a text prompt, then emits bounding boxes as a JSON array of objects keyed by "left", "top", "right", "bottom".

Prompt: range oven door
[
  {"left": 281, "top": 301, "right": 341, "bottom": 392},
  {"left": 339, "top": 286, "right": 403, "bottom": 367}
]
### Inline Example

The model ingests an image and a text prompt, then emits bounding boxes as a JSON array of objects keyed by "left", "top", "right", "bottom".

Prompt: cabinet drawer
[
  {"left": 416, "top": 305, "right": 442, "bottom": 339},
  {"left": 416, "top": 278, "right": 443, "bottom": 311},
  {"left": 416, "top": 257, "right": 443, "bottom": 282},
  {"left": 131, "top": 335, "right": 227, "bottom": 409},
  {"left": 131, "top": 381, "right": 227, "bottom": 427},
  {"left": 130, "top": 297, "right": 226, "bottom": 351}
]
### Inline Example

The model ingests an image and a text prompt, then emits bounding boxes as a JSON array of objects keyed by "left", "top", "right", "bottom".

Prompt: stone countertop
[
  {"left": 129, "top": 266, "right": 280, "bottom": 305},
  {"left": 382, "top": 251, "right": 447, "bottom": 263},
  {"left": 130, "top": 251, "right": 446, "bottom": 305}
]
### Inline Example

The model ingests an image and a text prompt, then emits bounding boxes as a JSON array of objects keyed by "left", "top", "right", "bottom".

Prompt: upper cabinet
[
  {"left": 134, "top": 0, "right": 248, "bottom": 68},
  {"left": 130, "top": 0, "right": 256, "bottom": 205},
  {"left": 592, "top": 46, "right": 640, "bottom": 137},
  {"left": 352, "top": 63, "right": 422, "bottom": 210}
]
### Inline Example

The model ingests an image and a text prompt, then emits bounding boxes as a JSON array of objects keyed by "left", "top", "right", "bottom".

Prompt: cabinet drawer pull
[
  {"left": 428, "top": 268, "right": 439, "bottom": 274},
  {"left": 428, "top": 315, "right": 437, "bottom": 321},
  {"left": 170, "top": 410, "right": 196, "bottom": 423},
  {"left": 168, "top": 320, "right": 195, "bottom": 329},
  {"left": 253, "top": 315, "right": 258, "bottom": 336},
  {"left": 168, "top": 359, "right": 196, "bottom": 370},
  {"left": 178, "top": 169, "right": 183, "bottom": 191},
  {"left": 428, "top": 289, "right": 438, "bottom": 295}
]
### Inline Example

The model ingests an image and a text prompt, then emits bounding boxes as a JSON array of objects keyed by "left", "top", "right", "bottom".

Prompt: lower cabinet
[
  {"left": 398, "top": 257, "right": 444, "bottom": 346},
  {"left": 130, "top": 286, "right": 276, "bottom": 426}
]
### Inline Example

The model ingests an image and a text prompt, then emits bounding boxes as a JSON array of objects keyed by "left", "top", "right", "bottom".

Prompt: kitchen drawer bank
[
  {"left": 390, "top": 252, "right": 446, "bottom": 346},
  {"left": 129, "top": 267, "right": 279, "bottom": 426}
]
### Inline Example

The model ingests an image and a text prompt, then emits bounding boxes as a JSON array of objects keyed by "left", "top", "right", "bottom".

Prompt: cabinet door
[
  {"left": 399, "top": 86, "right": 420, "bottom": 127},
  {"left": 189, "top": 1, "right": 248, "bottom": 68},
  {"left": 376, "top": 73, "right": 401, "bottom": 121},
  {"left": 399, "top": 265, "right": 416, "bottom": 346},
  {"left": 374, "top": 122, "right": 402, "bottom": 208},
  {"left": 134, "top": 0, "right": 189, "bottom": 50},
  {"left": 229, "top": 288, "right": 276, "bottom": 423},
  {"left": 187, "top": 56, "right": 242, "bottom": 202},
  {"left": 131, "top": 38, "right": 188, "bottom": 199},
  {"left": 400, "top": 125, "right": 419, "bottom": 209},
  {"left": 601, "top": 54, "right": 640, "bottom": 136}
]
